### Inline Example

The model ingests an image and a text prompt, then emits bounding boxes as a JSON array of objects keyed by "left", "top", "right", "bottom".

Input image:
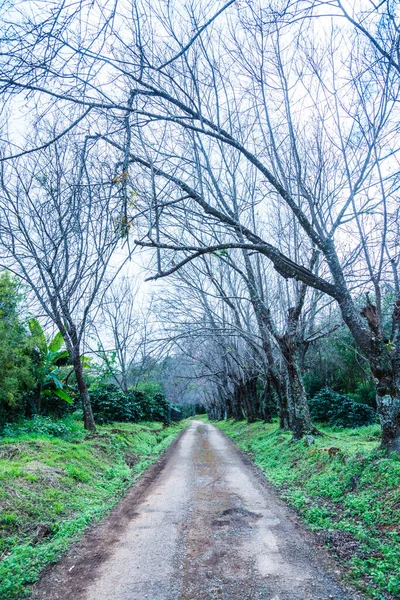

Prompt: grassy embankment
[
  {"left": 212, "top": 419, "right": 400, "bottom": 600},
  {"left": 0, "top": 416, "right": 187, "bottom": 600}
]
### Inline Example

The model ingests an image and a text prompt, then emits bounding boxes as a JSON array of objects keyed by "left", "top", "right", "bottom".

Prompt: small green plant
[
  {"left": 28, "top": 318, "right": 74, "bottom": 407},
  {"left": 89, "top": 383, "right": 142, "bottom": 424},
  {"left": 1, "top": 416, "right": 83, "bottom": 441}
]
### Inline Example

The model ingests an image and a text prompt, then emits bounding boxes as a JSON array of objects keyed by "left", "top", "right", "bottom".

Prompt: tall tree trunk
[
  {"left": 358, "top": 296, "right": 400, "bottom": 451},
  {"left": 72, "top": 351, "right": 96, "bottom": 432},
  {"left": 65, "top": 323, "right": 96, "bottom": 432},
  {"left": 225, "top": 394, "right": 233, "bottom": 419},
  {"left": 120, "top": 375, "right": 128, "bottom": 394},
  {"left": 238, "top": 247, "right": 316, "bottom": 436},
  {"left": 241, "top": 375, "right": 259, "bottom": 424},
  {"left": 275, "top": 365, "right": 291, "bottom": 429},
  {"left": 375, "top": 390, "right": 400, "bottom": 452},
  {"left": 239, "top": 245, "right": 289, "bottom": 423},
  {"left": 231, "top": 385, "right": 242, "bottom": 420},
  {"left": 369, "top": 348, "right": 400, "bottom": 452},
  {"left": 260, "top": 380, "right": 273, "bottom": 423},
  {"left": 279, "top": 331, "right": 316, "bottom": 439}
]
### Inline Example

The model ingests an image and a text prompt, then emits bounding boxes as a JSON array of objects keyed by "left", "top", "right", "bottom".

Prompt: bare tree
[
  {"left": 0, "top": 140, "right": 128, "bottom": 430},
  {"left": 283, "top": 0, "right": 400, "bottom": 79},
  {"left": 123, "top": 5, "right": 400, "bottom": 449},
  {"left": 90, "top": 277, "right": 156, "bottom": 392}
]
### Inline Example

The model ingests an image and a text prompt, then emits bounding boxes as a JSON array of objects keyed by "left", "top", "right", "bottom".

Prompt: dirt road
[{"left": 34, "top": 421, "right": 361, "bottom": 600}]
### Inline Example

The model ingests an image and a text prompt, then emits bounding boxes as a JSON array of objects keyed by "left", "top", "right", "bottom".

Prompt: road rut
[{"left": 34, "top": 421, "right": 361, "bottom": 600}]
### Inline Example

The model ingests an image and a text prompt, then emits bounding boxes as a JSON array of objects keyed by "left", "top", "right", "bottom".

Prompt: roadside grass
[
  {"left": 212, "top": 418, "right": 400, "bottom": 600},
  {"left": 0, "top": 416, "right": 187, "bottom": 600}
]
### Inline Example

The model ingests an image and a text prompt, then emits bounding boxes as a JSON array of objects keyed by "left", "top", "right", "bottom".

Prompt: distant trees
[
  {"left": 91, "top": 278, "right": 155, "bottom": 393},
  {"left": 155, "top": 245, "right": 340, "bottom": 432}
]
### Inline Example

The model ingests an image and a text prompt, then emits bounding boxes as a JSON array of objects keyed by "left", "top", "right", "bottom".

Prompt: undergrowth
[
  {"left": 0, "top": 415, "right": 186, "bottom": 599},
  {"left": 213, "top": 419, "right": 400, "bottom": 600}
]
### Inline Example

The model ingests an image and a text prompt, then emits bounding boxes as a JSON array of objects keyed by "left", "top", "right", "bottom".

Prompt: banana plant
[{"left": 29, "top": 318, "right": 74, "bottom": 405}]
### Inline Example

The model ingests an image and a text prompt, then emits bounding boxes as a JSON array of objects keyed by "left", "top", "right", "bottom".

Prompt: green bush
[
  {"left": 89, "top": 384, "right": 142, "bottom": 424},
  {"left": 89, "top": 383, "right": 172, "bottom": 425},
  {"left": 309, "top": 388, "right": 376, "bottom": 427},
  {"left": 348, "top": 381, "right": 377, "bottom": 408},
  {"left": 135, "top": 391, "right": 169, "bottom": 423}
]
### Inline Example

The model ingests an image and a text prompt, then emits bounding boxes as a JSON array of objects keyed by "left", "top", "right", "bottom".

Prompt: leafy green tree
[{"left": 0, "top": 272, "right": 33, "bottom": 421}]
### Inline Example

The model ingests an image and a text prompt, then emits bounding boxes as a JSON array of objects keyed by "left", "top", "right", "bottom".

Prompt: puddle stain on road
[{"left": 179, "top": 427, "right": 261, "bottom": 600}]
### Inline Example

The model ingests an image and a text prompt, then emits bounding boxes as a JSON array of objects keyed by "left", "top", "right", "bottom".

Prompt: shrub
[
  {"left": 89, "top": 383, "right": 173, "bottom": 424},
  {"left": 89, "top": 384, "right": 142, "bottom": 424},
  {"left": 309, "top": 388, "right": 376, "bottom": 428},
  {"left": 133, "top": 391, "right": 169, "bottom": 423},
  {"left": 348, "top": 382, "right": 377, "bottom": 408},
  {"left": 329, "top": 398, "right": 376, "bottom": 428}
]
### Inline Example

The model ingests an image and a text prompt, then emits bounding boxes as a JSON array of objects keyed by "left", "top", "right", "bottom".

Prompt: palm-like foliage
[{"left": 29, "top": 319, "right": 73, "bottom": 404}]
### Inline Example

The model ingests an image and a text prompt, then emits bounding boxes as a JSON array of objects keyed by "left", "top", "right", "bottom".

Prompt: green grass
[
  {"left": 0, "top": 416, "right": 187, "bottom": 600},
  {"left": 212, "top": 418, "right": 400, "bottom": 600}
]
